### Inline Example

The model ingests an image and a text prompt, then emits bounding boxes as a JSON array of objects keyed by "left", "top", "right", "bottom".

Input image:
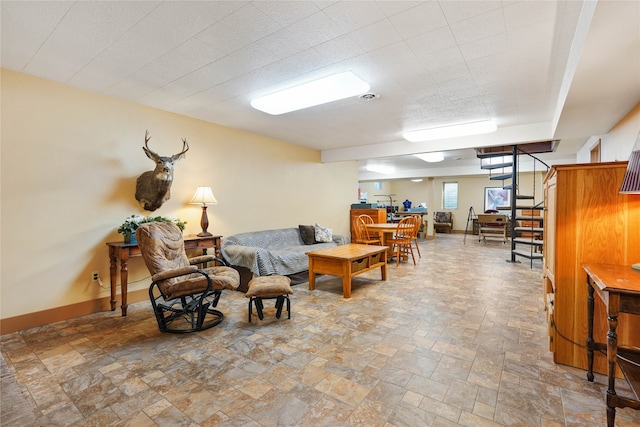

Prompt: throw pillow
[
  {"left": 314, "top": 223, "right": 333, "bottom": 243},
  {"left": 299, "top": 225, "right": 316, "bottom": 245}
]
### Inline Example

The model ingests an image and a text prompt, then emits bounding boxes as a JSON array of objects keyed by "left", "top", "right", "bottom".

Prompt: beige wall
[
  {"left": 577, "top": 102, "right": 640, "bottom": 163},
  {"left": 0, "top": 69, "right": 357, "bottom": 323}
]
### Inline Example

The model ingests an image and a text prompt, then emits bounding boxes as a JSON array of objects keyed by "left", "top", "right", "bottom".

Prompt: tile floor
[{"left": 2, "top": 233, "right": 639, "bottom": 426}]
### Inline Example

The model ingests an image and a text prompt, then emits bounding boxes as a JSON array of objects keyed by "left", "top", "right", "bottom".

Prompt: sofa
[{"left": 220, "top": 226, "right": 349, "bottom": 292}]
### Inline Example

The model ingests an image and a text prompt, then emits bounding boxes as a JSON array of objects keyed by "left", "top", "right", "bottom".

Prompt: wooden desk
[
  {"left": 476, "top": 214, "right": 508, "bottom": 243},
  {"left": 307, "top": 244, "right": 387, "bottom": 298},
  {"left": 583, "top": 263, "right": 640, "bottom": 427},
  {"left": 106, "top": 235, "right": 221, "bottom": 316}
]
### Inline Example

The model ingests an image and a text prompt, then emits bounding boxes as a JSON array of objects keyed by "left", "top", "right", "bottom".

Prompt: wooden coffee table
[{"left": 306, "top": 244, "right": 387, "bottom": 298}]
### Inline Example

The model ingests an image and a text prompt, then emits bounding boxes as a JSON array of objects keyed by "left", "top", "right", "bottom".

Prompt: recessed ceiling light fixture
[
  {"left": 414, "top": 152, "right": 445, "bottom": 163},
  {"left": 410, "top": 178, "right": 423, "bottom": 182},
  {"left": 366, "top": 163, "right": 395, "bottom": 174},
  {"left": 403, "top": 120, "right": 497, "bottom": 142},
  {"left": 251, "top": 71, "right": 370, "bottom": 115}
]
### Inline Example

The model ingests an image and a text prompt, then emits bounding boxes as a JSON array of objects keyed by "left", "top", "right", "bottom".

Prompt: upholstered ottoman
[{"left": 245, "top": 276, "right": 293, "bottom": 322}]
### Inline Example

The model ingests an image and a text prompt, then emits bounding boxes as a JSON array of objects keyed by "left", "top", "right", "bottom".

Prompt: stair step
[
  {"left": 514, "top": 226, "right": 544, "bottom": 232},
  {"left": 515, "top": 216, "right": 543, "bottom": 222},
  {"left": 477, "top": 150, "right": 512, "bottom": 159},
  {"left": 490, "top": 173, "right": 513, "bottom": 181},
  {"left": 516, "top": 205, "right": 543, "bottom": 210},
  {"left": 512, "top": 250, "right": 543, "bottom": 260},
  {"left": 516, "top": 194, "right": 535, "bottom": 200},
  {"left": 481, "top": 162, "right": 513, "bottom": 170},
  {"left": 513, "top": 237, "right": 544, "bottom": 245},
  {"left": 503, "top": 184, "right": 514, "bottom": 190}
]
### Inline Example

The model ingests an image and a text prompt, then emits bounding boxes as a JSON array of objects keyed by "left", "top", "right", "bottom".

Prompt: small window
[{"left": 443, "top": 182, "right": 458, "bottom": 209}]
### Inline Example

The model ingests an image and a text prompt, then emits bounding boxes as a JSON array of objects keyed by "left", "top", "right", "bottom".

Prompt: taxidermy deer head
[{"left": 135, "top": 130, "right": 189, "bottom": 211}]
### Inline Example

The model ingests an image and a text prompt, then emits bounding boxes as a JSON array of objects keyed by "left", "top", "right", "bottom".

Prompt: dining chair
[
  {"left": 358, "top": 214, "right": 375, "bottom": 225},
  {"left": 352, "top": 216, "right": 382, "bottom": 245},
  {"left": 387, "top": 216, "right": 416, "bottom": 266},
  {"left": 411, "top": 214, "right": 422, "bottom": 257}
]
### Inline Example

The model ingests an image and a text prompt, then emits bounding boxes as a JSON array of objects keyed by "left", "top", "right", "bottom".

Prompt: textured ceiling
[{"left": 2, "top": 1, "right": 639, "bottom": 180}]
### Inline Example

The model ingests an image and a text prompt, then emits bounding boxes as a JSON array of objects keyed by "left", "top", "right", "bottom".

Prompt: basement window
[{"left": 443, "top": 182, "right": 458, "bottom": 209}]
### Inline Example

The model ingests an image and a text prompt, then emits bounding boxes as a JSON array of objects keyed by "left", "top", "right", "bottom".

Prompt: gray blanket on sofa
[{"left": 220, "top": 227, "right": 349, "bottom": 277}]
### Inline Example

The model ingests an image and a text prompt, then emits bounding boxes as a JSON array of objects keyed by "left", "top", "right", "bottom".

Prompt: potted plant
[{"left": 118, "top": 215, "right": 187, "bottom": 244}]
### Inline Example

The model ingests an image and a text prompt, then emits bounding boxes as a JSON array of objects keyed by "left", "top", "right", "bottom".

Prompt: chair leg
[
  {"left": 255, "top": 297, "right": 265, "bottom": 320},
  {"left": 408, "top": 244, "right": 416, "bottom": 265},
  {"left": 275, "top": 296, "right": 284, "bottom": 319},
  {"left": 414, "top": 238, "right": 421, "bottom": 257}
]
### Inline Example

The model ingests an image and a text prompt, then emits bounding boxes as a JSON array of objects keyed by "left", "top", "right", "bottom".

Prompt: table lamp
[
  {"left": 619, "top": 131, "right": 640, "bottom": 270},
  {"left": 190, "top": 186, "right": 218, "bottom": 237}
]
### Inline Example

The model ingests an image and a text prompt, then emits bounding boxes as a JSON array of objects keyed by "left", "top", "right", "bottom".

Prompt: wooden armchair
[{"left": 434, "top": 211, "right": 453, "bottom": 233}]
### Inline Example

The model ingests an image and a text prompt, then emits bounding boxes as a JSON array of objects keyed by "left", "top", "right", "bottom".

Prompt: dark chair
[
  {"left": 434, "top": 211, "right": 453, "bottom": 233},
  {"left": 136, "top": 222, "right": 239, "bottom": 333}
]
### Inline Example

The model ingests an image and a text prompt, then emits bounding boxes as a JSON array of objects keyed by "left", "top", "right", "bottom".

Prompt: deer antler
[{"left": 177, "top": 138, "right": 189, "bottom": 157}]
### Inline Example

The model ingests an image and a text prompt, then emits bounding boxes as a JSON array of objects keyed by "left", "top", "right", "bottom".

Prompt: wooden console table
[
  {"left": 106, "top": 235, "right": 221, "bottom": 316},
  {"left": 583, "top": 263, "right": 640, "bottom": 427}
]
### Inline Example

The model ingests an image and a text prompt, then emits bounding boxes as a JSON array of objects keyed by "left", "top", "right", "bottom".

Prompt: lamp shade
[
  {"left": 189, "top": 186, "right": 218, "bottom": 205},
  {"left": 620, "top": 132, "right": 640, "bottom": 194}
]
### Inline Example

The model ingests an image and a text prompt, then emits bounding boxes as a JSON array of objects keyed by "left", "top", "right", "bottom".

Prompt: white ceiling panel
[{"left": 1, "top": 0, "right": 638, "bottom": 180}]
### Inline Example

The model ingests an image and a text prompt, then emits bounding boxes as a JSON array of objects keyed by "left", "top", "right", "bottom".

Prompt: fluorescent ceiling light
[
  {"left": 366, "top": 163, "right": 395, "bottom": 174},
  {"left": 403, "top": 120, "right": 497, "bottom": 142},
  {"left": 414, "top": 152, "right": 445, "bottom": 163},
  {"left": 251, "top": 71, "right": 370, "bottom": 115},
  {"left": 411, "top": 178, "right": 423, "bottom": 182}
]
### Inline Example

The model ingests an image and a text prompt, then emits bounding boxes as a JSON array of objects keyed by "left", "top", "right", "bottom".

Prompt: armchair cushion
[
  {"left": 136, "top": 222, "right": 238, "bottom": 300},
  {"left": 435, "top": 212, "right": 452, "bottom": 224}
]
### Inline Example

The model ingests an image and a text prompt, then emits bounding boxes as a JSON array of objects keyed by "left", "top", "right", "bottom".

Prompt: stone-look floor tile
[
  {"left": 419, "top": 396, "right": 462, "bottom": 422},
  {"left": 2, "top": 234, "right": 640, "bottom": 426},
  {"left": 296, "top": 395, "right": 353, "bottom": 427},
  {"left": 314, "top": 372, "right": 372, "bottom": 407}
]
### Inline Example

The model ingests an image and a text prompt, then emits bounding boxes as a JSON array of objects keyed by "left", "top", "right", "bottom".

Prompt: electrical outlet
[{"left": 91, "top": 271, "right": 99, "bottom": 282}]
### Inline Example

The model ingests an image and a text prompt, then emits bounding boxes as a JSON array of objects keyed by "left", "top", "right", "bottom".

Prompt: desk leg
[
  {"left": 606, "top": 307, "right": 619, "bottom": 427},
  {"left": 109, "top": 253, "right": 117, "bottom": 312},
  {"left": 120, "top": 255, "right": 129, "bottom": 316},
  {"left": 587, "top": 281, "right": 595, "bottom": 382},
  {"left": 308, "top": 258, "right": 316, "bottom": 291}
]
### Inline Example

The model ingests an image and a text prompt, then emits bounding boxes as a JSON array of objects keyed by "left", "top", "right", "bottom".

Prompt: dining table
[{"left": 365, "top": 222, "right": 413, "bottom": 257}]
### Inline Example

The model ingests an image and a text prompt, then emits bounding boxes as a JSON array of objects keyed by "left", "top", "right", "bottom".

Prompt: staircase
[{"left": 477, "top": 141, "right": 556, "bottom": 267}]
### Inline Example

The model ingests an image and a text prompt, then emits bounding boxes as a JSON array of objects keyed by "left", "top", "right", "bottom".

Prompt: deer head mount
[{"left": 135, "top": 130, "right": 189, "bottom": 211}]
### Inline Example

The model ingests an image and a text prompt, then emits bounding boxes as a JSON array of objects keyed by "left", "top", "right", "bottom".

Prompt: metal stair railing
[{"left": 509, "top": 147, "right": 549, "bottom": 267}]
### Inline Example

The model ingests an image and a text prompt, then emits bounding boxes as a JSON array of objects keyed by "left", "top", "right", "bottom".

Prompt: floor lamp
[{"left": 190, "top": 186, "right": 218, "bottom": 237}]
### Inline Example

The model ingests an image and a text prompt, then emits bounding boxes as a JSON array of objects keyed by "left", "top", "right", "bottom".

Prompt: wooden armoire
[{"left": 543, "top": 162, "right": 640, "bottom": 375}]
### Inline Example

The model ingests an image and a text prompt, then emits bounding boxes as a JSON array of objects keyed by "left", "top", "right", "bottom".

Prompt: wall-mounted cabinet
[{"left": 543, "top": 162, "right": 640, "bottom": 375}]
